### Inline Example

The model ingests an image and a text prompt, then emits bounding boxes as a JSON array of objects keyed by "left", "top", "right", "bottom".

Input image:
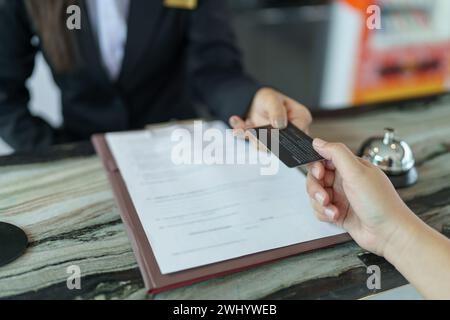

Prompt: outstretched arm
[
  {"left": 307, "top": 138, "right": 450, "bottom": 299},
  {"left": 187, "top": 0, "right": 312, "bottom": 133}
]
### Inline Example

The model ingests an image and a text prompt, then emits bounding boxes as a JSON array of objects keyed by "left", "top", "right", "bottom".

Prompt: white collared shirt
[{"left": 87, "top": 0, "right": 130, "bottom": 80}]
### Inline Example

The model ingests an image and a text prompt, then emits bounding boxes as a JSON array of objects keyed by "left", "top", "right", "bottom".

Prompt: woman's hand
[
  {"left": 228, "top": 87, "right": 312, "bottom": 133},
  {"left": 306, "top": 138, "right": 415, "bottom": 257},
  {"left": 307, "top": 138, "right": 450, "bottom": 299}
]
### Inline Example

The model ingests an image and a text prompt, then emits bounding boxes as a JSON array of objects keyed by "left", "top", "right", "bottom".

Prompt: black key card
[{"left": 250, "top": 123, "right": 324, "bottom": 168}]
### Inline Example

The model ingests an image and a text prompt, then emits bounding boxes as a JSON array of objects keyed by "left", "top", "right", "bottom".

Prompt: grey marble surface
[{"left": 0, "top": 100, "right": 449, "bottom": 300}]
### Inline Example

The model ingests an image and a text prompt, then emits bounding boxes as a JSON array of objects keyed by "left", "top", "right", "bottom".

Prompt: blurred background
[
  {"left": 1, "top": 0, "right": 449, "bottom": 155},
  {"left": 231, "top": 0, "right": 450, "bottom": 108}
]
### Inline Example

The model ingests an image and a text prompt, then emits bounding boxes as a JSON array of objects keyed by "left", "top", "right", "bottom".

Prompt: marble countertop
[{"left": 1, "top": 100, "right": 450, "bottom": 300}]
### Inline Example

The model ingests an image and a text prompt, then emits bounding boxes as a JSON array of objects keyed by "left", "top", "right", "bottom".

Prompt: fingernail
[
  {"left": 229, "top": 117, "right": 238, "bottom": 127},
  {"left": 313, "top": 138, "right": 327, "bottom": 148},
  {"left": 311, "top": 166, "right": 320, "bottom": 179},
  {"left": 273, "top": 117, "right": 287, "bottom": 129},
  {"left": 315, "top": 192, "right": 325, "bottom": 205},
  {"left": 324, "top": 207, "right": 335, "bottom": 220}
]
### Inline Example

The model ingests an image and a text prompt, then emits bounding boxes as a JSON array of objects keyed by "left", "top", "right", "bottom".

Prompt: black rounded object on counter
[{"left": 0, "top": 222, "right": 28, "bottom": 267}]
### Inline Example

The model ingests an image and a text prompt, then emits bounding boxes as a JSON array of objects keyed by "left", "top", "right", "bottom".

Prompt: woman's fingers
[
  {"left": 323, "top": 169, "right": 335, "bottom": 188},
  {"left": 229, "top": 115, "right": 255, "bottom": 140},
  {"left": 310, "top": 199, "right": 339, "bottom": 223},
  {"left": 283, "top": 96, "right": 312, "bottom": 133},
  {"left": 306, "top": 173, "right": 331, "bottom": 206},
  {"left": 325, "top": 160, "right": 335, "bottom": 171},
  {"left": 307, "top": 168, "right": 338, "bottom": 223},
  {"left": 228, "top": 115, "right": 269, "bottom": 152},
  {"left": 245, "top": 118, "right": 254, "bottom": 128},
  {"left": 308, "top": 161, "right": 325, "bottom": 181},
  {"left": 311, "top": 205, "right": 331, "bottom": 222},
  {"left": 308, "top": 161, "right": 335, "bottom": 189},
  {"left": 313, "top": 139, "right": 362, "bottom": 178},
  {"left": 228, "top": 116, "right": 246, "bottom": 132}
]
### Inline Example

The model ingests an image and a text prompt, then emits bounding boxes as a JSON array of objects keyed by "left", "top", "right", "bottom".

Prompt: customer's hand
[
  {"left": 228, "top": 87, "right": 312, "bottom": 133},
  {"left": 306, "top": 138, "right": 415, "bottom": 256}
]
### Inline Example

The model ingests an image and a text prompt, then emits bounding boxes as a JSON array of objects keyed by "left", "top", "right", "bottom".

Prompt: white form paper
[{"left": 106, "top": 121, "right": 344, "bottom": 274}]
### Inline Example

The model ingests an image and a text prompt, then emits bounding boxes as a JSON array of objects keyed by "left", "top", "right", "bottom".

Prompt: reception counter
[{"left": 1, "top": 99, "right": 449, "bottom": 300}]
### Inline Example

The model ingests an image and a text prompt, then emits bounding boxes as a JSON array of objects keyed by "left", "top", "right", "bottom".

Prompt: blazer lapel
[
  {"left": 119, "top": 0, "right": 164, "bottom": 84},
  {"left": 75, "top": 0, "right": 110, "bottom": 86}
]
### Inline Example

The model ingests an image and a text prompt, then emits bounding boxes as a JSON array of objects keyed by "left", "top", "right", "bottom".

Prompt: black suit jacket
[{"left": 0, "top": 0, "right": 261, "bottom": 151}]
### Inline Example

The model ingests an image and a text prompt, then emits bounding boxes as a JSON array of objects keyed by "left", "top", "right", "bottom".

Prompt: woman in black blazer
[{"left": 0, "top": 0, "right": 312, "bottom": 151}]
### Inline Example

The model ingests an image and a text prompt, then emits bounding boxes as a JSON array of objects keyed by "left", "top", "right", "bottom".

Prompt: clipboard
[{"left": 91, "top": 123, "right": 351, "bottom": 294}]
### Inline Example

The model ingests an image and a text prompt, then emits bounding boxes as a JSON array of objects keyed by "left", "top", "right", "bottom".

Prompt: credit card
[{"left": 249, "top": 123, "right": 324, "bottom": 168}]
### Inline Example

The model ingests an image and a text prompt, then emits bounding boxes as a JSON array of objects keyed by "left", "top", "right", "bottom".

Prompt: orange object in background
[
  {"left": 344, "top": 0, "right": 373, "bottom": 12},
  {"left": 354, "top": 43, "right": 450, "bottom": 104},
  {"left": 350, "top": 0, "right": 450, "bottom": 105},
  {"left": 321, "top": 0, "right": 450, "bottom": 108}
]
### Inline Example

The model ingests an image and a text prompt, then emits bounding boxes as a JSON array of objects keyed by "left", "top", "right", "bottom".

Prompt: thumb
[{"left": 312, "top": 138, "right": 362, "bottom": 176}]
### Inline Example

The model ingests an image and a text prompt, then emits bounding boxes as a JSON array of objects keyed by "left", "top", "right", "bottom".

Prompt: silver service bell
[{"left": 359, "top": 128, "right": 418, "bottom": 188}]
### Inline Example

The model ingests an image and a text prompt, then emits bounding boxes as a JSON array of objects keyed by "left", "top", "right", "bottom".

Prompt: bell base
[
  {"left": 0, "top": 222, "right": 28, "bottom": 267},
  {"left": 387, "top": 167, "right": 418, "bottom": 189}
]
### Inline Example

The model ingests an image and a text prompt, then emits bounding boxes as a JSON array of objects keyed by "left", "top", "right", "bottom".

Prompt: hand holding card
[{"left": 249, "top": 123, "right": 324, "bottom": 168}]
